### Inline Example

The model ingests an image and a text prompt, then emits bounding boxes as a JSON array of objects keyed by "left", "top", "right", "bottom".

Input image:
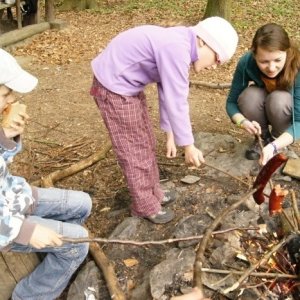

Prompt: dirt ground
[
  {"left": 2, "top": 4, "right": 300, "bottom": 299},
  {"left": 3, "top": 10, "right": 254, "bottom": 233}
]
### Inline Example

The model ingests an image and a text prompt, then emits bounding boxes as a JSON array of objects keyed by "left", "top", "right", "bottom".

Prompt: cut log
[{"left": 0, "top": 22, "right": 50, "bottom": 47}]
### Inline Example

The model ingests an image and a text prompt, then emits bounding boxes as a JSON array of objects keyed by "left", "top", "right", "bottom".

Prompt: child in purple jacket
[{"left": 90, "top": 17, "right": 238, "bottom": 223}]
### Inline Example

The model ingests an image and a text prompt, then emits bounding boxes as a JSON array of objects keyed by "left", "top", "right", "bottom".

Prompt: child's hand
[
  {"left": 184, "top": 144, "right": 205, "bottom": 167},
  {"left": 29, "top": 224, "right": 63, "bottom": 249},
  {"left": 166, "top": 131, "right": 177, "bottom": 158},
  {"left": 2, "top": 112, "right": 29, "bottom": 138}
]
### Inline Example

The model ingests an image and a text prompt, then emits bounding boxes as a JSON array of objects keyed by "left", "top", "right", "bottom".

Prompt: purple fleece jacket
[{"left": 91, "top": 25, "right": 199, "bottom": 146}]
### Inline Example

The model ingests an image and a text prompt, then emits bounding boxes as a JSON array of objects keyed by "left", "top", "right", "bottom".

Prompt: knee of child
[{"left": 79, "top": 191, "right": 93, "bottom": 216}]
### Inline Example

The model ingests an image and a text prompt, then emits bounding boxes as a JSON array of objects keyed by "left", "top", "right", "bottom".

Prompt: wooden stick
[
  {"left": 193, "top": 188, "right": 258, "bottom": 292},
  {"left": 31, "top": 140, "right": 112, "bottom": 187},
  {"left": 190, "top": 80, "right": 231, "bottom": 89},
  {"left": 62, "top": 226, "right": 259, "bottom": 245},
  {"left": 201, "top": 268, "right": 297, "bottom": 279},
  {"left": 222, "top": 234, "right": 294, "bottom": 294},
  {"left": 87, "top": 229, "right": 126, "bottom": 300},
  {"left": 202, "top": 161, "right": 250, "bottom": 187},
  {"left": 291, "top": 190, "right": 300, "bottom": 228}
]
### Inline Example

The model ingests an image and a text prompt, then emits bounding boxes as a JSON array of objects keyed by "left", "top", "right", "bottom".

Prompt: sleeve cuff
[
  {"left": 13, "top": 219, "right": 37, "bottom": 245},
  {"left": 0, "top": 128, "right": 18, "bottom": 150}
]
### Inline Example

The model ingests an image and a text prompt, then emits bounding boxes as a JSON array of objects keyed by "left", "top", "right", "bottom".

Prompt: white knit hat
[
  {"left": 0, "top": 49, "right": 38, "bottom": 93},
  {"left": 191, "top": 17, "right": 238, "bottom": 64}
]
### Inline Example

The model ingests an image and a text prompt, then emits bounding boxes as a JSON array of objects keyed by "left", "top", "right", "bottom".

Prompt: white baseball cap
[{"left": 0, "top": 48, "right": 38, "bottom": 93}]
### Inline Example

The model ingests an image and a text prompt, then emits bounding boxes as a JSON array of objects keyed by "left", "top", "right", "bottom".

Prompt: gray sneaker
[
  {"left": 161, "top": 189, "right": 178, "bottom": 205},
  {"left": 146, "top": 208, "right": 175, "bottom": 224}
]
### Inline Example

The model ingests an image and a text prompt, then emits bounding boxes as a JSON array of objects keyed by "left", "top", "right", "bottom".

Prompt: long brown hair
[{"left": 251, "top": 23, "right": 300, "bottom": 90}]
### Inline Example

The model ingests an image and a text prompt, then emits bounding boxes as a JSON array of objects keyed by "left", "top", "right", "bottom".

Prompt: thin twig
[
  {"left": 190, "top": 80, "right": 231, "bottom": 89},
  {"left": 193, "top": 188, "right": 258, "bottom": 291},
  {"left": 201, "top": 268, "right": 297, "bottom": 279},
  {"left": 201, "top": 161, "right": 250, "bottom": 187},
  {"left": 291, "top": 190, "right": 300, "bottom": 228},
  {"left": 222, "top": 234, "right": 295, "bottom": 294},
  {"left": 62, "top": 226, "right": 258, "bottom": 245},
  {"left": 281, "top": 209, "right": 298, "bottom": 233}
]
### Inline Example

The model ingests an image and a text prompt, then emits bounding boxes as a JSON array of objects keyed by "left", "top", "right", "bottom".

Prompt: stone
[
  {"left": 194, "top": 132, "right": 256, "bottom": 177},
  {"left": 149, "top": 248, "right": 195, "bottom": 299},
  {"left": 282, "top": 158, "right": 300, "bottom": 179},
  {"left": 180, "top": 175, "right": 201, "bottom": 184},
  {"left": 67, "top": 261, "right": 102, "bottom": 300}
]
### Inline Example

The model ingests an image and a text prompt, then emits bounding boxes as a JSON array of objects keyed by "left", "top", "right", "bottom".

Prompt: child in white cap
[
  {"left": 90, "top": 17, "right": 238, "bottom": 224},
  {"left": 0, "top": 49, "right": 92, "bottom": 300}
]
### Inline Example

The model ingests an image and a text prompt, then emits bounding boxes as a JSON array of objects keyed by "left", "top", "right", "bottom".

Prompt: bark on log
[
  {"left": 31, "top": 141, "right": 112, "bottom": 187},
  {"left": 88, "top": 230, "right": 126, "bottom": 300},
  {"left": 0, "top": 22, "right": 50, "bottom": 47}
]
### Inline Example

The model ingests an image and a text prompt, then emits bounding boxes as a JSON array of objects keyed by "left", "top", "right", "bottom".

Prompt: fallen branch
[
  {"left": 87, "top": 229, "right": 126, "bottom": 300},
  {"left": 32, "top": 140, "right": 125, "bottom": 300},
  {"left": 190, "top": 80, "right": 231, "bottom": 89},
  {"left": 222, "top": 234, "right": 295, "bottom": 294},
  {"left": 291, "top": 190, "right": 300, "bottom": 228},
  {"left": 31, "top": 140, "right": 112, "bottom": 187},
  {"left": 62, "top": 226, "right": 258, "bottom": 245},
  {"left": 193, "top": 188, "right": 258, "bottom": 292},
  {"left": 201, "top": 267, "right": 297, "bottom": 279},
  {"left": 202, "top": 161, "right": 250, "bottom": 187}
]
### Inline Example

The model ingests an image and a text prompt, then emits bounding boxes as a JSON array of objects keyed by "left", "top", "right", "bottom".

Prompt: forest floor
[{"left": 1, "top": 0, "right": 300, "bottom": 299}]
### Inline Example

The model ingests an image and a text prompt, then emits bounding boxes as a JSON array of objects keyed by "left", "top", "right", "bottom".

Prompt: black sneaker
[
  {"left": 146, "top": 208, "right": 175, "bottom": 224},
  {"left": 245, "top": 138, "right": 261, "bottom": 160},
  {"left": 161, "top": 189, "right": 178, "bottom": 205}
]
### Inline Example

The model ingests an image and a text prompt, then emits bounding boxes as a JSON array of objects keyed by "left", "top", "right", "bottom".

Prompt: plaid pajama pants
[{"left": 90, "top": 77, "right": 163, "bottom": 216}]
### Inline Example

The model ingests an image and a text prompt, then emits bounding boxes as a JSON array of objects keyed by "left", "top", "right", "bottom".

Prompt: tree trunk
[
  {"left": 203, "top": 0, "right": 231, "bottom": 21},
  {"left": 59, "top": 0, "right": 98, "bottom": 11},
  {"left": 45, "top": 0, "right": 55, "bottom": 22}
]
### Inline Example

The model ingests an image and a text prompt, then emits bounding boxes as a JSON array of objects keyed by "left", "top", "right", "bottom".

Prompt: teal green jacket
[{"left": 226, "top": 52, "right": 300, "bottom": 140}]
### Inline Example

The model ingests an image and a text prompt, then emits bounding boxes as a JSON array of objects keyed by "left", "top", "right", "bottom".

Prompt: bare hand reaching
[
  {"left": 241, "top": 119, "right": 261, "bottom": 135},
  {"left": 184, "top": 144, "right": 205, "bottom": 167}
]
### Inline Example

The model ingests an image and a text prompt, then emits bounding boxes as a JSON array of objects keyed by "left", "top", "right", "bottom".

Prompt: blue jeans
[{"left": 10, "top": 187, "right": 92, "bottom": 300}]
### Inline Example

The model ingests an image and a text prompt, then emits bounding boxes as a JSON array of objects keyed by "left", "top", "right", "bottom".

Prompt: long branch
[
  {"left": 62, "top": 226, "right": 258, "bottom": 245},
  {"left": 201, "top": 268, "right": 297, "bottom": 279},
  {"left": 193, "top": 188, "right": 258, "bottom": 291},
  {"left": 190, "top": 80, "right": 231, "bottom": 89},
  {"left": 202, "top": 161, "right": 250, "bottom": 187}
]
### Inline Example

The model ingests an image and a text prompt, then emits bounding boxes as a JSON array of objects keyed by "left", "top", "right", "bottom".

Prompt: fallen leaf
[{"left": 123, "top": 258, "right": 139, "bottom": 267}]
